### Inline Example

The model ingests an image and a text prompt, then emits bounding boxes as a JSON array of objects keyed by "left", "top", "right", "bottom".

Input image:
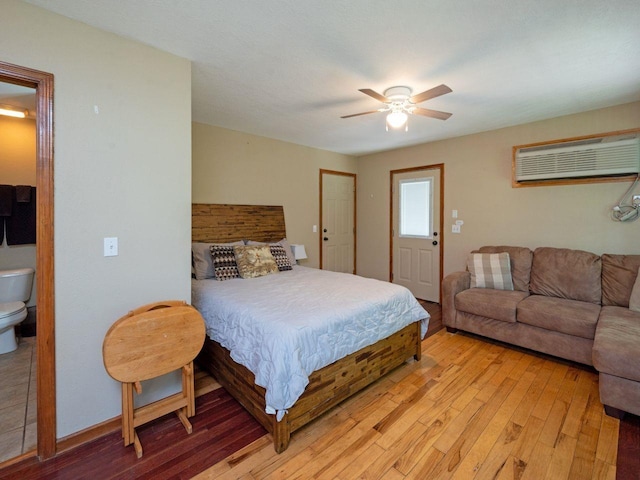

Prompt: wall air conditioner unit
[{"left": 514, "top": 133, "right": 640, "bottom": 183}]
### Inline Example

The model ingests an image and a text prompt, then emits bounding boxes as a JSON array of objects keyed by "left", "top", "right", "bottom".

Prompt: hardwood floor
[
  {"left": 195, "top": 328, "right": 620, "bottom": 480},
  {"left": 1, "top": 302, "right": 637, "bottom": 479}
]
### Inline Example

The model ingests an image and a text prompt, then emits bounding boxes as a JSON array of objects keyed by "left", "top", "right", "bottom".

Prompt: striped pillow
[
  {"left": 270, "top": 244, "right": 293, "bottom": 271},
  {"left": 210, "top": 244, "right": 241, "bottom": 281},
  {"left": 467, "top": 252, "right": 514, "bottom": 290}
]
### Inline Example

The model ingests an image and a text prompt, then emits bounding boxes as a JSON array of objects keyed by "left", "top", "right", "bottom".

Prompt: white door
[
  {"left": 392, "top": 168, "right": 441, "bottom": 301},
  {"left": 321, "top": 171, "right": 355, "bottom": 273}
]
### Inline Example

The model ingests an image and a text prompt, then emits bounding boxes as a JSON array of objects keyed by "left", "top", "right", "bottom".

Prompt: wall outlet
[{"left": 452, "top": 225, "right": 461, "bottom": 234}]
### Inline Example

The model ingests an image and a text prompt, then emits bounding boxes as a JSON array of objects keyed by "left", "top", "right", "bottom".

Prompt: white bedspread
[{"left": 191, "top": 266, "right": 429, "bottom": 420}]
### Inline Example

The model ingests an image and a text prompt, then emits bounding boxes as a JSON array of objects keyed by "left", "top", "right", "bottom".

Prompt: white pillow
[
  {"left": 277, "top": 238, "right": 297, "bottom": 266},
  {"left": 630, "top": 267, "right": 640, "bottom": 313},
  {"left": 467, "top": 252, "right": 514, "bottom": 290},
  {"left": 192, "top": 241, "right": 243, "bottom": 280}
]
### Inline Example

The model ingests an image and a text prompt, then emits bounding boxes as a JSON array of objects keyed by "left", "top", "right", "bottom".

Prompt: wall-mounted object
[
  {"left": 0, "top": 104, "right": 28, "bottom": 118},
  {"left": 512, "top": 128, "right": 640, "bottom": 188}
]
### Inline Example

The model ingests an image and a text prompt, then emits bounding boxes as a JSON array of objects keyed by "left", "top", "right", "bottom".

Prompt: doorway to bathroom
[
  {"left": 0, "top": 61, "right": 55, "bottom": 461},
  {"left": 0, "top": 80, "right": 37, "bottom": 463}
]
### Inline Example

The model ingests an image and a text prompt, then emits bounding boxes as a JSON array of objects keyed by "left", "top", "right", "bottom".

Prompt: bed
[{"left": 191, "top": 203, "right": 429, "bottom": 452}]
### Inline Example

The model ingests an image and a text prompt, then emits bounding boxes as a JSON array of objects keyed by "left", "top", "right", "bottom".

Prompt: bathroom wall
[{"left": 0, "top": 113, "right": 37, "bottom": 306}]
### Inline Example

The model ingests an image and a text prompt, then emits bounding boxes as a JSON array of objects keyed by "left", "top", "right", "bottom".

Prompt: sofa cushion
[
  {"left": 455, "top": 288, "right": 529, "bottom": 323},
  {"left": 467, "top": 253, "right": 514, "bottom": 290},
  {"left": 529, "top": 247, "right": 601, "bottom": 304},
  {"left": 517, "top": 295, "right": 600, "bottom": 340},
  {"left": 477, "top": 246, "right": 533, "bottom": 292},
  {"left": 593, "top": 306, "right": 640, "bottom": 382},
  {"left": 601, "top": 254, "right": 640, "bottom": 307},
  {"left": 631, "top": 270, "right": 640, "bottom": 313}
]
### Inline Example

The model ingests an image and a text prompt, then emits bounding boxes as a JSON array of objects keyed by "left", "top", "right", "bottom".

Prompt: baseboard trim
[
  {"left": 56, "top": 416, "right": 121, "bottom": 454},
  {"left": 0, "top": 450, "right": 36, "bottom": 469},
  {"left": 55, "top": 384, "right": 217, "bottom": 455}
]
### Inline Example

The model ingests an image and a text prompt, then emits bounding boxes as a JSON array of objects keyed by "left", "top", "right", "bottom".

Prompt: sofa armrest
[{"left": 442, "top": 271, "right": 470, "bottom": 328}]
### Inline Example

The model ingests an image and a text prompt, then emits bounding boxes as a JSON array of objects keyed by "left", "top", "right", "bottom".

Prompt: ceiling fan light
[{"left": 386, "top": 111, "right": 407, "bottom": 129}]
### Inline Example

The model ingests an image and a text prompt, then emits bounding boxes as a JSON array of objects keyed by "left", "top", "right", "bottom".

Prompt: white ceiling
[
  {"left": 21, "top": 0, "right": 640, "bottom": 156},
  {"left": 0, "top": 82, "right": 35, "bottom": 114}
]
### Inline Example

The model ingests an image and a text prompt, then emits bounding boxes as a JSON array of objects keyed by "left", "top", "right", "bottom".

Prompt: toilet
[{"left": 0, "top": 268, "right": 35, "bottom": 354}]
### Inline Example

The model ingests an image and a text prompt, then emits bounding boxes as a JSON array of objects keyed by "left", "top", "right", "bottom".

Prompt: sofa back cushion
[
  {"left": 601, "top": 254, "right": 640, "bottom": 307},
  {"left": 476, "top": 246, "right": 533, "bottom": 292},
  {"left": 530, "top": 247, "right": 601, "bottom": 304}
]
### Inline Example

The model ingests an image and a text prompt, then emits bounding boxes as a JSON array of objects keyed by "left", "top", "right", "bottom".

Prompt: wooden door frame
[
  {"left": 0, "top": 61, "right": 56, "bottom": 460},
  {"left": 389, "top": 164, "right": 444, "bottom": 303},
  {"left": 319, "top": 169, "right": 357, "bottom": 273}
]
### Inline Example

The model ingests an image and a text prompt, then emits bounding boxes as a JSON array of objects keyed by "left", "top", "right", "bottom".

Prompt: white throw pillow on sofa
[{"left": 467, "top": 252, "right": 514, "bottom": 290}]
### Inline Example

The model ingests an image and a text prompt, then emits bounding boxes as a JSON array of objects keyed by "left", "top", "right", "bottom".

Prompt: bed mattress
[{"left": 192, "top": 266, "right": 429, "bottom": 419}]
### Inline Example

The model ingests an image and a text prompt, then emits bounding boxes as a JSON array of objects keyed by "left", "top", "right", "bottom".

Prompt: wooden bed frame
[{"left": 192, "top": 203, "right": 422, "bottom": 452}]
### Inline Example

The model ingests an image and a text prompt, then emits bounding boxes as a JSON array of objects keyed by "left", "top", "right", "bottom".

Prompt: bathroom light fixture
[{"left": 0, "top": 104, "right": 28, "bottom": 118}]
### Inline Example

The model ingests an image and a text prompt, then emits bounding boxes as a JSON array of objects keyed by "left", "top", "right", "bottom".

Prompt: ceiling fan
[{"left": 341, "top": 84, "right": 452, "bottom": 131}]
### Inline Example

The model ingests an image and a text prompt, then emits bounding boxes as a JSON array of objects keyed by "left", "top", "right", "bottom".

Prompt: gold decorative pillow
[{"left": 233, "top": 245, "right": 279, "bottom": 279}]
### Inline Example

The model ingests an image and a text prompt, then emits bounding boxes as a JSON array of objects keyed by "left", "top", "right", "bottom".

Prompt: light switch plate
[{"left": 104, "top": 237, "right": 118, "bottom": 257}]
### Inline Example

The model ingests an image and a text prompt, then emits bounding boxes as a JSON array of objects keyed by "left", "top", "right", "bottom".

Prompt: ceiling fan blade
[
  {"left": 412, "top": 107, "right": 452, "bottom": 121},
  {"left": 341, "top": 110, "right": 381, "bottom": 119},
  {"left": 359, "top": 88, "right": 389, "bottom": 103},
  {"left": 410, "top": 84, "right": 452, "bottom": 104}
]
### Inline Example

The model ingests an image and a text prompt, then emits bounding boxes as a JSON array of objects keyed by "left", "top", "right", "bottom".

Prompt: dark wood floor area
[
  {"left": 418, "top": 299, "right": 443, "bottom": 337},
  {"left": 1, "top": 302, "right": 638, "bottom": 479},
  {"left": 617, "top": 413, "right": 640, "bottom": 480},
  {"left": 0, "top": 387, "right": 266, "bottom": 480}
]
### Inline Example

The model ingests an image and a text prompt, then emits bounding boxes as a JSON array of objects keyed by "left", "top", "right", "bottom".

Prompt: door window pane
[{"left": 399, "top": 178, "right": 432, "bottom": 237}]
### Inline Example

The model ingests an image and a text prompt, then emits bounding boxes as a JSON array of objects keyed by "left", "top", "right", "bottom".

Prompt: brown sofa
[{"left": 442, "top": 246, "right": 640, "bottom": 418}]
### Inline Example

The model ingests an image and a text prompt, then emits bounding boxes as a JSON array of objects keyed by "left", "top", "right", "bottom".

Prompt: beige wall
[
  {"left": 192, "top": 123, "right": 358, "bottom": 267},
  {"left": 3, "top": 1, "right": 192, "bottom": 438},
  {"left": 0, "top": 115, "right": 36, "bottom": 185},
  {"left": 0, "top": 114, "right": 37, "bottom": 305},
  {"left": 357, "top": 102, "right": 640, "bottom": 281}
]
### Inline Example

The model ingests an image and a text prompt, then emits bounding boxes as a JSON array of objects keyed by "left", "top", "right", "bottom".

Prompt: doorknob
[
  {"left": 324, "top": 237, "right": 329, "bottom": 241},
  {"left": 432, "top": 240, "right": 438, "bottom": 246}
]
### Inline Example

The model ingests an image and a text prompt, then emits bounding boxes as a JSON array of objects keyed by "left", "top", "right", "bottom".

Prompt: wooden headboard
[{"left": 192, "top": 204, "right": 286, "bottom": 244}]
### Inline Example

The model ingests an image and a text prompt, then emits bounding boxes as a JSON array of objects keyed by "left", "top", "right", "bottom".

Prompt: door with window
[
  {"left": 391, "top": 167, "right": 441, "bottom": 301},
  {"left": 320, "top": 170, "right": 356, "bottom": 273}
]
